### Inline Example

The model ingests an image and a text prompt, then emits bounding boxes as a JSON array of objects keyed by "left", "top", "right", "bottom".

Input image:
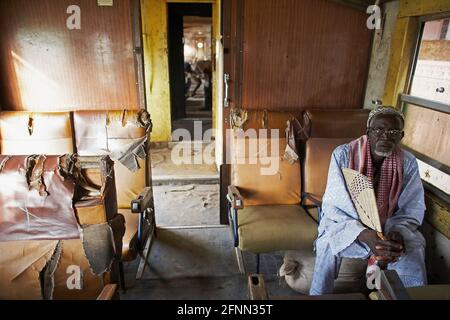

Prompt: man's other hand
[
  {"left": 386, "top": 230, "right": 405, "bottom": 251},
  {"left": 358, "top": 229, "right": 403, "bottom": 264}
]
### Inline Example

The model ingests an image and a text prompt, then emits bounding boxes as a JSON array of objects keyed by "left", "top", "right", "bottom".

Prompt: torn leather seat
[
  {"left": 0, "top": 155, "right": 125, "bottom": 300},
  {"left": 73, "top": 110, "right": 155, "bottom": 279}
]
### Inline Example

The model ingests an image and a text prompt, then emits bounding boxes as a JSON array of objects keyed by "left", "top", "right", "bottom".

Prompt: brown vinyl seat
[{"left": 227, "top": 109, "right": 318, "bottom": 274}]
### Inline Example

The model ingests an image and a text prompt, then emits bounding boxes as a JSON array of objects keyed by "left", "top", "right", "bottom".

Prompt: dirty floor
[{"left": 121, "top": 143, "right": 300, "bottom": 300}]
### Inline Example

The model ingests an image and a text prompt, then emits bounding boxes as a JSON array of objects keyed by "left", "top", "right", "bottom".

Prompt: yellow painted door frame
[{"left": 140, "top": 0, "right": 221, "bottom": 142}]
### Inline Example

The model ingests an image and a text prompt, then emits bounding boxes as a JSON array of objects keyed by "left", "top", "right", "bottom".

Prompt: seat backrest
[
  {"left": 230, "top": 110, "right": 302, "bottom": 206},
  {"left": 305, "top": 109, "right": 369, "bottom": 138},
  {"left": 0, "top": 111, "right": 74, "bottom": 155},
  {"left": 73, "top": 110, "right": 150, "bottom": 209},
  {"left": 231, "top": 137, "right": 301, "bottom": 206},
  {"left": 302, "top": 109, "right": 369, "bottom": 205},
  {"left": 233, "top": 109, "right": 304, "bottom": 133}
]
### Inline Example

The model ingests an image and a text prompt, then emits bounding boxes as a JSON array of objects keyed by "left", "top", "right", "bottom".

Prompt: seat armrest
[
  {"left": 131, "top": 187, "right": 153, "bottom": 213},
  {"left": 96, "top": 284, "right": 118, "bottom": 300},
  {"left": 302, "top": 192, "right": 322, "bottom": 207},
  {"left": 248, "top": 274, "right": 269, "bottom": 300},
  {"left": 227, "top": 185, "right": 244, "bottom": 209},
  {"left": 377, "top": 270, "right": 411, "bottom": 300}
]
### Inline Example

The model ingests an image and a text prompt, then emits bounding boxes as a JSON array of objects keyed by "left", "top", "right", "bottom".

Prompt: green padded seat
[{"left": 237, "top": 205, "right": 318, "bottom": 253}]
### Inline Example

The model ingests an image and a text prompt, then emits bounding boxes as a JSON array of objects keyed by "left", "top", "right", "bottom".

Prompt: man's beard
[
  {"left": 374, "top": 140, "right": 395, "bottom": 158},
  {"left": 374, "top": 149, "right": 393, "bottom": 157}
]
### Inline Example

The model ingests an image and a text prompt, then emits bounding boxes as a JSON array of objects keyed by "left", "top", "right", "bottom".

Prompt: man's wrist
[{"left": 357, "top": 228, "right": 370, "bottom": 244}]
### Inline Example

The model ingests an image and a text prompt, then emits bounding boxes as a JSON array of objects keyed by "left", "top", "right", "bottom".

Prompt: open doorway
[
  {"left": 168, "top": 3, "right": 212, "bottom": 140},
  {"left": 151, "top": 1, "right": 219, "bottom": 229}
]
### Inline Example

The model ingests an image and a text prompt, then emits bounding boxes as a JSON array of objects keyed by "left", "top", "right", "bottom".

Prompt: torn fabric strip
[
  {"left": 80, "top": 223, "right": 116, "bottom": 275},
  {"left": 26, "top": 154, "right": 48, "bottom": 196},
  {"left": 283, "top": 119, "right": 300, "bottom": 164},
  {"left": 41, "top": 240, "right": 63, "bottom": 300},
  {"left": 230, "top": 108, "right": 248, "bottom": 130},
  {"left": 108, "top": 134, "right": 149, "bottom": 172}
]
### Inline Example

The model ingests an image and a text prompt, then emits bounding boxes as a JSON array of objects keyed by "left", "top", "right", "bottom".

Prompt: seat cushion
[
  {"left": 237, "top": 205, "right": 317, "bottom": 253},
  {"left": 0, "top": 240, "right": 58, "bottom": 299},
  {"left": 0, "top": 111, "right": 74, "bottom": 155},
  {"left": 0, "top": 239, "right": 111, "bottom": 300},
  {"left": 53, "top": 239, "right": 110, "bottom": 300},
  {"left": 119, "top": 209, "right": 139, "bottom": 261},
  {"left": 280, "top": 249, "right": 367, "bottom": 294},
  {"left": 406, "top": 285, "right": 450, "bottom": 300}
]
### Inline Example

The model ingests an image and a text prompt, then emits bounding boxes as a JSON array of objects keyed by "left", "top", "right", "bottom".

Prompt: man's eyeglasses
[{"left": 368, "top": 128, "right": 403, "bottom": 138}]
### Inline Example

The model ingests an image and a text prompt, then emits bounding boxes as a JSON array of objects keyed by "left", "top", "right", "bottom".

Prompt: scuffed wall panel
[
  {"left": 0, "top": 0, "right": 138, "bottom": 111},
  {"left": 241, "top": 0, "right": 372, "bottom": 110},
  {"left": 364, "top": 1, "right": 400, "bottom": 109}
]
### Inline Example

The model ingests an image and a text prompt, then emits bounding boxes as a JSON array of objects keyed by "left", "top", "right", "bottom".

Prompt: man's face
[{"left": 367, "top": 114, "right": 404, "bottom": 158}]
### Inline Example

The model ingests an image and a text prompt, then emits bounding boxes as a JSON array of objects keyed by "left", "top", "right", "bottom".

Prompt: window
[{"left": 401, "top": 17, "right": 450, "bottom": 201}]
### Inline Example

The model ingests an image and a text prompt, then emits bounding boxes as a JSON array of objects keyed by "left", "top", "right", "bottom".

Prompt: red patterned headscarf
[{"left": 348, "top": 135, "right": 404, "bottom": 228}]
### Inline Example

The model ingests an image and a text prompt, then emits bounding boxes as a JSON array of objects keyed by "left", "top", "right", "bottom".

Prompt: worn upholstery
[
  {"left": 0, "top": 155, "right": 124, "bottom": 300},
  {"left": 0, "top": 111, "right": 74, "bottom": 155},
  {"left": 237, "top": 205, "right": 317, "bottom": 253},
  {"left": 0, "top": 155, "right": 80, "bottom": 241},
  {"left": 231, "top": 137, "right": 301, "bottom": 206},
  {"left": 73, "top": 110, "right": 147, "bottom": 209},
  {"left": 0, "top": 240, "right": 58, "bottom": 299},
  {"left": 52, "top": 239, "right": 110, "bottom": 300},
  {"left": 73, "top": 110, "right": 150, "bottom": 261}
]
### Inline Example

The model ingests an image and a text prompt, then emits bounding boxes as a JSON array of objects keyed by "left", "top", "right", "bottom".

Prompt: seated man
[{"left": 310, "top": 106, "right": 427, "bottom": 295}]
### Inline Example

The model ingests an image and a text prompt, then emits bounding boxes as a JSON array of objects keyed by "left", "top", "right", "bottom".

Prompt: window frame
[{"left": 400, "top": 13, "right": 450, "bottom": 204}]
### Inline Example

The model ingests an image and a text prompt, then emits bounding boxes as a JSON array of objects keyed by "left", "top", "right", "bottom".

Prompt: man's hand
[
  {"left": 358, "top": 229, "right": 404, "bottom": 264},
  {"left": 386, "top": 231, "right": 404, "bottom": 250}
]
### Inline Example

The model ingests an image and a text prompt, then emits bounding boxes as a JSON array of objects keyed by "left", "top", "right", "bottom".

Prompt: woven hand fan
[{"left": 342, "top": 168, "right": 382, "bottom": 233}]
